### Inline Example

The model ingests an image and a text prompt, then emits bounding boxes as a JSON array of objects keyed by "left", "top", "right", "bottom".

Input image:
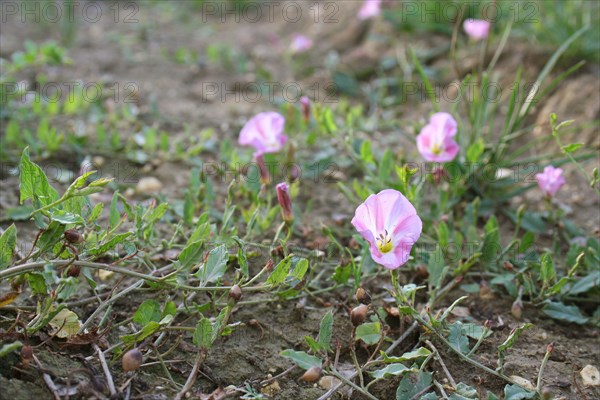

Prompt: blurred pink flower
[
  {"left": 463, "top": 19, "right": 491, "bottom": 40},
  {"left": 300, "top": 96, "right": 310, "bottom": 122},
  {"left": 358, "top": 0, "right": 382, "bottom": 20},
  {"left": 536, "top": 166, "right": 565, "bottom": 197},
  {"left": 239, "top": 112, "right": 287, "bottom": 156},
  {"left": 276, "top": 182, "right": 294, "bottom": 223},
  {"left": 351, "top": 189, "right": 422, "bottom": 269},
  {"left": 290, "top": 34, "right": 313, "bottom": 53},
  {"left": 416, "top": 112, "right": 459, "bottom": 162}
]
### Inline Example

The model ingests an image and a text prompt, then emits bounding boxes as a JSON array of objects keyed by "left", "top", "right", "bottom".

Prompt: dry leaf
[
  {"left": 48, "top": 308, "right": 83, "bottom": 338},
  {"left": 0, "top": 291, "right": 20, "bottom": 307}
]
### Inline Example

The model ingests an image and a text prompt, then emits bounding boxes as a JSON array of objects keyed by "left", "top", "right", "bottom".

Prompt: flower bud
[
  {"left": 356, "top": 287, "right": 371, "bottom": 305},
  {"left": 351, "top": 304, "right": 368, "bottom": 326},
  {"left": 122, "top": 348, "right": 143, "bottom": 372},
  {"left": 229, "top": 285, "right": 242, "bottom": 303},
  {"left": 256, "top": 154, "right": 271, "bottom": 185},
  {"left": 511, "top": 299, "right": 523, "bottom": 320},
  {"left": 64, "top": 229, "right": 84, "bottom": 244},
  {"left": 301, "top": 366, "right": 321, "bottom": 382},
  {"left": 540, "top": 387, "right": 553, "bottom": 400},
  {"left": 300, "top": 96, "right": 311, "bottom": 123},
  {"left": 20, "top": 344, "right": 33, "bottom": 367},
  {"left": 546, "top": 342, "right": 555, "bottom": 354},
  {"left": 276, "top": 182, "right": 294, "bottom": 224}
]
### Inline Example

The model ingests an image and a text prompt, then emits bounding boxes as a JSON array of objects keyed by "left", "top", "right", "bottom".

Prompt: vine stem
[
  {"left": 316, "top": 321, "right": 419, "bottom": 400},
  {"left": 0, "top": 260, "right": 270, "bottom": 293}
]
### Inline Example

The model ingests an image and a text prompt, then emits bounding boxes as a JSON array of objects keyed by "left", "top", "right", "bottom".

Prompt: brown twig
[
  {"left": 32, "top": 354, "right": 61, "bottom": 400},
  {"left": 260, "top": 365, "right": 296, "bottom": 386},
  {"left": 425, "top": 340, "right": 457, "bottom": 389},
  {"left": 93, "top": 343, "right": 116, "bottom": 397},
  {"left": 173, "top": 349, "right": 207, "bottom": 400}
]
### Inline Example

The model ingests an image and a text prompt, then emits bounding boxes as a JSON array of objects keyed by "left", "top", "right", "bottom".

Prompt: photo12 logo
[
  {"left": 1, "top": 1, "right": 139, "bottom": 24},
  {"left": 199, "top": 1, "right": 340, "bottom": 23}
]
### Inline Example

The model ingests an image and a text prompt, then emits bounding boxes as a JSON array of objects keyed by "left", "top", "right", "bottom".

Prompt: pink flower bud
[
  {"left": 255, "top": 154, "right": 271, "bottom": 185},
  {"left": 300, "top": 96, "right": 310, "bottom": 122},
  {"left": 358, "top": 0, "right": 381, "bottom": 20},
  {"left": 276, "top": 182, "right": 294, "bottom": 223},
  {"left": 463, "top": 19, "right": 491, "bottom": 41},
  {"left": 290, "top": 34, "right": 313, "bottom": 53}
]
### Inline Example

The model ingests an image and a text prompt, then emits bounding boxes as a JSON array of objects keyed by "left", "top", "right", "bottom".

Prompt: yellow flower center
[
  {"left": 376, "top": 230, "right": 393, "bottom": 254},
  {"left": 431, "top": 142, "right": 443, "bottom": 155}
]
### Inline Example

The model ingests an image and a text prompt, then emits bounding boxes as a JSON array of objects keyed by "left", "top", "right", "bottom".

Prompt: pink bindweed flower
[
  {"left": 536, "top": 166, "right": 565, "bottom": 197},
  {"left": 351, "top": 189, "right": 422, "bottom": 269},
  {"left": 416, "top": 112, "right": 460, "bottom": 163},
  {"left": 358, "top": 0, "right": 382, "bottom": 20},
  {"left": 239, "top": 112, "right": 287, "bottom": 156},
  {"left": 290, "top": 34, "right": 313, "bottom": 53},
  {"left": 463, "top": 19, "right": 491, "bottom": 40},
  {"left": 276, "top": 182, "right": 294, "bottom": 223},
  {"left": 300, "top": 96, "right": 310, "bottom": 122}
]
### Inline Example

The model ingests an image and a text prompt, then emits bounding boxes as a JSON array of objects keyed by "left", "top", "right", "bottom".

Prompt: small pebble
[
  {"left": 580, "top": 365, "right": 600, "bottom": 386},
  {"left": 136, "top": 177, "right": 163, "bottom": 194}
]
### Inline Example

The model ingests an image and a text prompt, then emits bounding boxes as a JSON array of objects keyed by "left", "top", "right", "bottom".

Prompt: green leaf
[
  {"left": 569, "top": 271, "right": 600, "bottom": 295},
  {"left": 304, "top": 336, "right": 322, "bottom": 353},
  {"left": 318, "top": 310, "right": 334, "bottom": 351},
  {"left": 396, "top": 371, "right": 433, "bottom": 400},
  {"left": 266, "top": 256, "right": 292, "bottom": 286},
  {"left": 542, "top": 301, "right": 589, "bottom": 324},
  {"left": 88, "top": 203, "right": 104, "bottom": 223},
  {"left": 518, "top": 232, "right": 535, "bottom": 252},
  {"left": 369, "top": 363, "right": 416, "bottom": 379},
  {"left": 482, "top": 216, "right": 500, "bottom": 268},
  {"left": 121, "top": 321, "right": 161, "bottom": 345},
  {"left": 211, "top": 306, "right": 230, "bottom": 342},
  {"left": 36, "top": 222, "right": 65, "bottom": 254},
  {"left": 498, "top": 323, "right": 533, "bottom": 353},
  {"left": 540, "top": 253, "right": 556, "bottom": 284},
  {"left": 504, "top": 384, "right": 536, "bottom": 400},
  {"left": 449, "top": 382, "right": 479, "bottom": 400},
  {"left": 162, "top": 301, "right": 177, "bottom": 319},
  {"left": 561, "top": 143, "right": 583, "bottom": 154},
  {"left": 178, "top": 240, "right": 205, "bottom": 271},
  {"left": 436, "top": 221, "right": 449, "bottom": 248},
  {"left": 427, "top": 245, "right": 445, "bottom": 290},
  {"left": 133, "top": 300, "right": 162, "bottom": 326},
  {"left": 448, "top": 322, "right": 469, "bottom": 354},
  {"left": 381, "top": 347, "right": 431, "bottom": 363},
  {"left": 49, "top": 210, "right": 84, "bottom": 225},
  {"left": 461, "top": 323, "right": 492, "bottom": 340},
  {"left": 467, "top": 138, "right": 485, "bottom": 163},
  {"left": 0, "top": 224, "right": 17, "bottom": 270},
  {"left": 197, "top": 244, "right": 228, "bottom": 285},
  {"left": 27, "top": 273, "right": 48, "bottom": 295},
  {"left": 19, "top": 147, "right": 59, "bottom": 206},
  {"left": 88, "top": 232, "right": 133, "bottom": 255},
  {"left": 291, "top": 258, "right": 309, "bottom": 281},
  {"left": 109, "top": 192, "right": 121, "bottom": 228},
  {"left": 0, "top": 341, "right": 23, "bottom": 358},
  {"left": 193, "top": 317, "right": 213, "bottom": 349},
  {"left": 236, "top": 242, "right": 249, "bottom": 278},
  {"left": 355, "top": 321, "right": 381, "bottom": 345},
  {"left": 280, "top": 350, "right": 322, "bottom": 370}
]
